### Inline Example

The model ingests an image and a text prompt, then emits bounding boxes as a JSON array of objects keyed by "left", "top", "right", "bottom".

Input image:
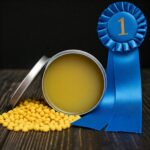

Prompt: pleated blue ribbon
[{"left": 72, "top": 2, "right": 147, "bottom": 133}]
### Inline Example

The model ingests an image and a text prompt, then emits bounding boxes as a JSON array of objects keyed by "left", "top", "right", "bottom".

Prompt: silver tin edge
[
  {"left": 42, "top": 50, "right": 107, "bottom": 115},
  {"left": 9, "top": 56, "right": 49, "bottom": 108}
]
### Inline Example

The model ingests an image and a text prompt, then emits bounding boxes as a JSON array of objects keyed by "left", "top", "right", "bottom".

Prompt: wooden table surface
[{"left": 0, "top": 69, "right": 150, "bottom": 150}]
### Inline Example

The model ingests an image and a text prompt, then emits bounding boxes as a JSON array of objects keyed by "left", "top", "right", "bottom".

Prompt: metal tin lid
[{"left": 9, "top": 56, "right": 49, "bottom": 108}]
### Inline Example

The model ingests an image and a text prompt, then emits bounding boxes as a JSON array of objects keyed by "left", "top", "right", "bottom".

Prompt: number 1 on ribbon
[{"left": 118, "top": 17, "right": 128, "bottom": 36}]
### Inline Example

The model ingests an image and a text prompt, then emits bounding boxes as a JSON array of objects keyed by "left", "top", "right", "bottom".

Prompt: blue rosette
[
  {"left": 97, "top": 1, "right": 147, "bottom": 52},
  {"left": 73, "top": 2, "right": 147, "bottom": 133}
]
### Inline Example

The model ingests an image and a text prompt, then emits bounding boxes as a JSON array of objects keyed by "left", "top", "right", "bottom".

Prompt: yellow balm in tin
[{"left": 42, "top": 50, "right": 106, "bottom": 115}]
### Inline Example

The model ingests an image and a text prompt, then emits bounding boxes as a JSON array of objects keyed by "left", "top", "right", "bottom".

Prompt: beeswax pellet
[{"left": 0, "top": 99, "right": 81, "bottom": 132}]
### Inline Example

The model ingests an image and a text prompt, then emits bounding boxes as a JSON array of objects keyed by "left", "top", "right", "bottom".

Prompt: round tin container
[{"left": 42, "top": 50, "right": 107, "bottom": 115}]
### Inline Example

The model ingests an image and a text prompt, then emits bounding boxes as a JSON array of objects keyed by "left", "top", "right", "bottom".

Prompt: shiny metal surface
[
  {"left": 9, "top": 56, "right": 49, "bottom": 107},
  {"left": 42, "top": 50, "right": 107, "bottom": 115}
]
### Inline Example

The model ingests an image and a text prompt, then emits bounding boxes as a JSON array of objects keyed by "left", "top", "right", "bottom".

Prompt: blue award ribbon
[{"left": 72, "top": 2, "right": 147, "bottom": 133}]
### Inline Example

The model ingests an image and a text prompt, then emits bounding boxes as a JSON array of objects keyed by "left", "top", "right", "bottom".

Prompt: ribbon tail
[
  {"left": 106, "top": 48, "right": 142, "bottom": 133},
  {"left": 72, "top": 52, "right": 115, "bottom": 130}
]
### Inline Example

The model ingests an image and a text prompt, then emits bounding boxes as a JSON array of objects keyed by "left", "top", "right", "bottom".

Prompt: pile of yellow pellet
[{"left": 0, "top": 99, "right": 80, "bottom": 132}]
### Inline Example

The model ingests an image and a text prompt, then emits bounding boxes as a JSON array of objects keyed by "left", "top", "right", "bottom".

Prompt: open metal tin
[
  {"left": 42, "top": 50, "right": 107, "bottom": 115},
  {"left": 10, "top": 50, "right": 107, "bottom": 115}
]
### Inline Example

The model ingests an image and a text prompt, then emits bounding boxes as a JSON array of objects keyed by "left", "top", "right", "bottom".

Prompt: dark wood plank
[{"left": 0, "top": 69, "right": 150, "bottom": 150}]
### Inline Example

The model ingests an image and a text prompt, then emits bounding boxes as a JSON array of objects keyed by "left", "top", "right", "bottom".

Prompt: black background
[{"left": 0, "top": 0, "right": 149, "bottom": 69}]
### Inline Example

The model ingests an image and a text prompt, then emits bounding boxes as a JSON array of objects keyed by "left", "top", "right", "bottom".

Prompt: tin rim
[{"left": 42, "top": 50, "right": 107, "bottom": 115}]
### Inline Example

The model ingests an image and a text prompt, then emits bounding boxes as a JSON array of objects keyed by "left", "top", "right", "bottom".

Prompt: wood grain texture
[{"left": 0, "top": 69, "right": 150, "bottom": 150}]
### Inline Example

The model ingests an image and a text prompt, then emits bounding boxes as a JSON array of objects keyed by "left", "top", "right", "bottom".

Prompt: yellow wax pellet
[
  {"left": 50, "top": 114, "right": 55, "bottom": 119},
  {"left": 14, "top": 126, "right": 20, "bottom": 131},
  {"left": 0, "top": 99, "right": 80, "bottom": 132},
  {"left": 43, "top": 121, "right": 49, "bottom": 125},
  {"left": 50, "top": 125, "right": 56, "bottom": 131},
  {"left": 7, "top": 110, "right": 13, "bottom": 114},
  {"left": 40, "top": 111, "right": 44, "bottom": 116},
  {"left": 10, "top": 121, "right": 15, "bottom": 125},
  {"left": 7, "top": 125, "right": 14, "bottom": 130},
  {"left": 30, "top": 109, "right": 35, "bottom": 113},
  {"left": 55, "top": 112, "right": 59, "bottom": 116},
  {"left": 58, "top": 119, "right": 64, "bottom": 124},
  {"left": 55, "top": 125, "right": 62, "bottom": 131},
  {"left": 19, "top": 115, "right": 23, "bottom": 119},
  {"left": 14, "top": 115, "right": 19, "bottom": 120},
  {"left": 51, "top": 109, "right": 55, "bottom": 113},
  {"left": 24, "top": 101, "right": 28, "bottom": 105},
  {"left": 59, "top": 113, "right": 65, "bottom": 118},
  {"left": 43, "top": 125, "right": 49, "bottom": 132},
  {"left": 22, "top": 127, "right": 28, "bottom": 132},
  {"left": 64, "top": 122, "right": 71, "bottom": 128},
  {"left": 2, "top": 114, "right": 8, "bottom": 120},
  {"left": 34, "top": 125, "right": 40, "bottom": 131},
  {"left": 17, "top": 124, "right": 23, "bottom": 130},
  {"left": 43, "top": 108, "right": 49, "bottom": 114},
  {"left": 39, "top": 104, "right": 44, "bottom": 108},
  {"left": 63, "top": 116, "right": 69, "bottom": 120},
  {"left": 54, "top": 117, "right": 60, "bottom": 122},
  {"left": 3, "top": 122, "right": 8, "bottom": 127},
  {"left": 0, "top": 116, "right": 4, "bottom": 124}
]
